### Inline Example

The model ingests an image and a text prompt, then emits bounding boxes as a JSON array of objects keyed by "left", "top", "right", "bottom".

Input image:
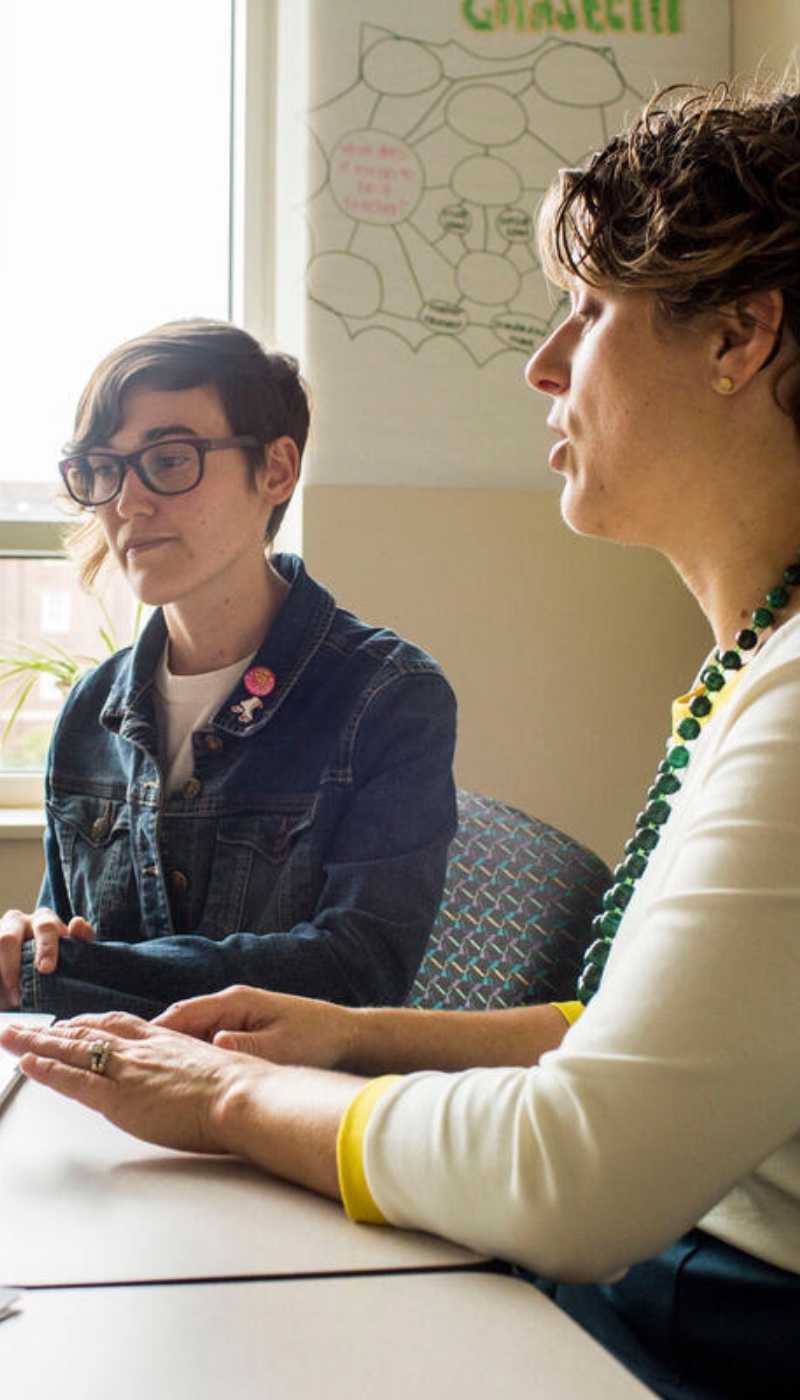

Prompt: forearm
[
  {"left": 214, "top": 1063, "right": 365, "bottom": 1200},
  {"left": 22, "top": 917, "right": 421, "bottom": 1019},
  {"left": 340, "top": 1001, "right": 570, "bottom": 1074},
  {"left": 21, "top": 947, "right": 163, "bottom": 1019}
]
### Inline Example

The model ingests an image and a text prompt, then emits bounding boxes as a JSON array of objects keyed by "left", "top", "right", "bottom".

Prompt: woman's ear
[
  {"left": 259, "top": 436, "right": 300, "bottom": 504},
  {"left": 712, "top": 288, "right": 784, "bottom": 393}
]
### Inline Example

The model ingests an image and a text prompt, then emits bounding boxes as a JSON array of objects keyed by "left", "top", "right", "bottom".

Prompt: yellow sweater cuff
[
  {"left": 337, "top": 1074, "right": 402, "bottom": 1224},
  {"left": 550, "top": 1000, "right": 585, "bottom": 1027}
]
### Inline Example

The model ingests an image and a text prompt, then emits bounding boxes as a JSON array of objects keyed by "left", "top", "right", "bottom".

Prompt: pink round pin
[{"left": 244, "top": 665, "right": 276, "bottom": 698}]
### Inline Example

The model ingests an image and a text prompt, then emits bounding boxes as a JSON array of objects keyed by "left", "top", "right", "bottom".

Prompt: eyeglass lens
[{"left": 64, "top": 442, "right": 203, "bottom": 505}]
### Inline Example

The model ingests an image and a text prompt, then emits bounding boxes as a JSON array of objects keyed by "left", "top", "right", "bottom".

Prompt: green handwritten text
[{"left": 461, "top": 0, "right": 683, "bottom": 34}]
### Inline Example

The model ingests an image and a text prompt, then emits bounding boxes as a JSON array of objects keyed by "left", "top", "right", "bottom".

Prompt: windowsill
[{"left": 0, "top": 808, "right": 45, "bottom": 839}]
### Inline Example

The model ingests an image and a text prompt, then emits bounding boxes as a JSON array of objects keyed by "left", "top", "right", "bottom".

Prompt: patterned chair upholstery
[{"left": 408, "top": 790, "right": 611, "bottom": 1010}]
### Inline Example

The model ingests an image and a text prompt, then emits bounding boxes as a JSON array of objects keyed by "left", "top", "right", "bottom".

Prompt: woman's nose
[
  {"left": 114, "top": 465, "right": 156, "bottom": 517},
  {"left": 525, "top": 325, "right": 569, "bottom": 395}
]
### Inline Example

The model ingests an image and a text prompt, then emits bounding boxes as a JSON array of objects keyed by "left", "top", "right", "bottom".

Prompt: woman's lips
[
  {"left": 124, "top": 536, "right": 173, "bottom": 557},
  {"left": 548, "top": 435, "right": 569, "bottom": 470}
]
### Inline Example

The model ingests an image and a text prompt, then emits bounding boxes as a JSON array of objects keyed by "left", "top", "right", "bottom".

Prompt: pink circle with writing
[{"left": 330, "top": 130, "right": 424, "bottom": 226}]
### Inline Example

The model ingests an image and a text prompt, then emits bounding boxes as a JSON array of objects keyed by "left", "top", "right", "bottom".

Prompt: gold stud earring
[{"left": 716, "top": 376, "right": 735, "bottom": 394}]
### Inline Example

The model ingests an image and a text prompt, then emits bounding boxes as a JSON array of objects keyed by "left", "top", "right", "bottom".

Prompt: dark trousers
[{"left": 539, "top": 1230, "right": 800, "bottom": 1399}]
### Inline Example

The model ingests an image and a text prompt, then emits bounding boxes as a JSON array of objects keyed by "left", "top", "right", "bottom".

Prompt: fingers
[
  {"left": 2, "top": 1019, "right": 89, "bottom": 1059},
  {"left": 211, "top": 1027, "right": 299, "bottom": 1065},
  {"left": 34, "top": 913, "right": 97, "bottom": 975},
  {"left": 2, "top": 1021, "right": 119, "bottom": 1115},
  {"left": 0, "top": 1017, "right": 146, "bottom": 1078},
  {"left": 1, "top": 1017, "right": 263, "bottom": 1157},
  {"left": 0, "top": 907, "right": 96, "bottom": 1001},
  {"left": 66, "top": 917, "right": 97, "bottom": 943},
  {"left": 2, "top": 1017, "right": 241, "bottom": 1155},
  {"left": 16, "top": 1050, "right": 112, "bottom": 1108},
  {"left": 64, "top": 1013, "right": 151, "bottom": 1036},
  {"left": 32, "top": 917, "right": 69, "bottom": 976},
  {"left": 1, "top": 1019, "right": 113, "bottom": 1075},
  {"left": 0, "top": 907, "right": 39, "bottom": 1005},
  {"left": 0, "top": 909, "right": 28, "bottom": 1004},
  {"left": 212, "top": 1029, "right": 263, "bottom": 1055},
  {"left": 153, "top": 994, "right": 223, "bottom": 1036},
  {"left": 155, "top": 985, "right": 269, "bottom": 1038}
]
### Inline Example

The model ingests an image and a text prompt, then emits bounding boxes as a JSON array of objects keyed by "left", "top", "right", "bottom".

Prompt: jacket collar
[{"left": 100, "top": 553, "right": 337, "bottom": 740}]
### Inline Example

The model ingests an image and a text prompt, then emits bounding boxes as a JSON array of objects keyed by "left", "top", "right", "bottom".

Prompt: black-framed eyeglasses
[{"left": 58, "top": 436, "right": 261, "bottom": 507}]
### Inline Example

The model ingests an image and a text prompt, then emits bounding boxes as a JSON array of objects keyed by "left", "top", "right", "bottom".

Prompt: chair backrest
[{"left": 408, "top": 790, "right": 611, "bottom": 1010}]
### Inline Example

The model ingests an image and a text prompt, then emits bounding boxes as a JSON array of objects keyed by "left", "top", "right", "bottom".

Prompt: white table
[
  {"left": 0, "top": 1271, "right": 654, "bottom": 1397},
  {"left": 1, "top": 1076, "right": 479, "bottom": 1287}
]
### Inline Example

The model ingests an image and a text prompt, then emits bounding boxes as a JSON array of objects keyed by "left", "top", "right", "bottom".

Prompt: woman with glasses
[
  {"left": 6, "top": 82, "right": 800, "bottom": 1396},
  {"left": 0, "top": 320, "right": 456, "bottom": 1017}
]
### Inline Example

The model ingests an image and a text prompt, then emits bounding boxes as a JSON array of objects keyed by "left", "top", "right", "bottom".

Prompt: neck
[
  {"left": 652, "top": 406, "right": 800, "bottom": 648},
  {"left": 667, "top": 524, "right": 800, "bottom": 652},
  {"left": 164, "top": 559, "right": 289, "bottom": 675}
]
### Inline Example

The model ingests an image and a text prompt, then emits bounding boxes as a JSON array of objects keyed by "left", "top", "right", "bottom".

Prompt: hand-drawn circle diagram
[{"left": 304, "top": 25, "right": 645, "bottom": 364}]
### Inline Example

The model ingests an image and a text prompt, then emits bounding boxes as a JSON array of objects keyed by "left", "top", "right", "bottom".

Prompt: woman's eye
[{"left": 153, "top": 450, "right": 190, "bottom": 471}]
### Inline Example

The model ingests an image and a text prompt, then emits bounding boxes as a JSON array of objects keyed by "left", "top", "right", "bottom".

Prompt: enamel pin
[{"left": 231, "top": 666, "right": 276, "bottom": 726}]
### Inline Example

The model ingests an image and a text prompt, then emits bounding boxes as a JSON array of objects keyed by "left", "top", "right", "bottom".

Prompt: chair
[{"left": 408, "top": 790, "right": 611, "bottom": 1010}]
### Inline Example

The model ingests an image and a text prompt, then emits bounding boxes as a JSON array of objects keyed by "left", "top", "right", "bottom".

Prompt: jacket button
[
  {"left": 170, "top": 870, "right": 189, "bottom": 894},
  {"left": 90, "top": 805, "right": 112, "bottom": 841},
  {"left": 204, "top": 735, "right": 223, "bottom": 753},
  {"left": 182, "top": 778, "right": 202, "bottom": 799}
]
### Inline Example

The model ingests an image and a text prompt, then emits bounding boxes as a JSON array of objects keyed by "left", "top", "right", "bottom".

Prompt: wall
[
  {"left": 732, "top": 0, "right": 797, "bottom": 76},
  {"left": 0, "top": 821, "right": 43, "bottom": 912},
  {"left": 306, "top": 489, "right": 709, "bottom": 863}
]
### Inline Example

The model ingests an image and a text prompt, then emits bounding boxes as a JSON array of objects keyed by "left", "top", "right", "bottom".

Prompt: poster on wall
[{"left": 298, "top": 1, "right": 731, "bottom": 488}]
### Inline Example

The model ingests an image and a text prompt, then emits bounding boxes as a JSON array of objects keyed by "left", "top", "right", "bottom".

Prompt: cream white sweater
[{"left": 361, "top": 618, "right": 800, "bottom": 1283}]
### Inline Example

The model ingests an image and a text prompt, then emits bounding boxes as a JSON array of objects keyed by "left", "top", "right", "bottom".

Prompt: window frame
[{"left": 0, "top": 523, "right": 61, "bottom": 808}]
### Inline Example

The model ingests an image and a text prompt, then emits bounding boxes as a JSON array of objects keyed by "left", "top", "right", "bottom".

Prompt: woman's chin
[
  {"left": 558, "top": 484, "right": 636, "bottom": 546},
  {"left": 558, "top": 486, "right": 603, "bottom": 540}
]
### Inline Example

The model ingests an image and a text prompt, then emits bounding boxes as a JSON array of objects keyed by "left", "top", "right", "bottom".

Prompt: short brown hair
[
  {"left": 64, "top": 319, "right": 310, "bottom": 585},
  {"left": 538, "top": 82, "right": 800, "bottom": 421}
]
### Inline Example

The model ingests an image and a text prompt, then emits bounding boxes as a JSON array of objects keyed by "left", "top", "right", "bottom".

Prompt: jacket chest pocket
[
  {"left": 196, "top": 800, "right": 318, "bottom": 934},
  {"left": 47, "top": 793, "right": 137, "bottom": 935}
]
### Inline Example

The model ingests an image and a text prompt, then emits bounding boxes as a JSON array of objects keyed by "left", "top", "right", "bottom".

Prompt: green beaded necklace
[{"left": 577, "top": 554, "right": 800, "bottom": 1005}]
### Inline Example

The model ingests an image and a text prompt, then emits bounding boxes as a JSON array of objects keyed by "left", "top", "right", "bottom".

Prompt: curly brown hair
[
  {"left": 63, "top": 320, "right": 310, "bottom": 586},
  {"left": 538, "top": 82, "right": 800, "bottom": 351}
]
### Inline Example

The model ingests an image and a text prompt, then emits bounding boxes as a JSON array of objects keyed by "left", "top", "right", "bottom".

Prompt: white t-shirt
[
  {"left": 360, "top": 617, "right": 800, "bottom": 1283},
  {"left": 154, "top": 648, "right": 256, "bottom": 798}
]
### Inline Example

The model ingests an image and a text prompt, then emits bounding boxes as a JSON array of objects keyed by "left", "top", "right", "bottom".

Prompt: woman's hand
[
  {"left": 0, "top": 1012, "right": 259, "bottom": 1154},
  {"left": 154, "top": 988, "right": 573, "bottom": 1077},
  {"left": 154, "top": 985, "right": 359, "bottom": 1069},
  {"left": 0, "top": 1011, "right": 362, "bottom": 1200},
  {"left": 0, "top": 908, "right": 96, "bottom": 1008}
]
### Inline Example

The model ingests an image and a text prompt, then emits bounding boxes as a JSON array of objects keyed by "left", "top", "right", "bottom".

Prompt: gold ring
[{"left": 89, "top": 1039, "right": 112, "bottom": 1075}]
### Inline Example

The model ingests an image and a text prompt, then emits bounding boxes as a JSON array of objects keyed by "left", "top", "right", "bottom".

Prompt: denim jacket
[{"left": 23, "top": 554, "right": 457, "bottom": 1017}]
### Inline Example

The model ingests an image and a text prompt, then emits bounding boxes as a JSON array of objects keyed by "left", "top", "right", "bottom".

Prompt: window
[
  {"left": 1, "top": 0, "right": 305, "bottom": 805},
  {"left": 40, "top": 588, "right": 73, "bottom": 638},
  {"left": 0, "top": 0, "right": 233, "bottom": 521},
  {"left": 0, "top": 556, "right": 140, "bottom": 777},
  {"left": 1, "top": 0, "right": 241, "bottom": 800}
]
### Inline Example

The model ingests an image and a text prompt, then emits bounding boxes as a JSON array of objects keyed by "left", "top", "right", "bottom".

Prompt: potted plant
[{"left": 0, "top": 591, "right": 143, "bottom": 769}]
